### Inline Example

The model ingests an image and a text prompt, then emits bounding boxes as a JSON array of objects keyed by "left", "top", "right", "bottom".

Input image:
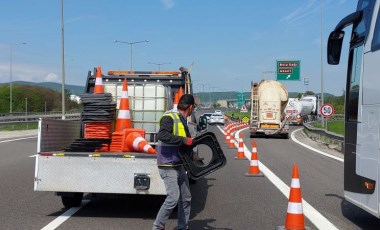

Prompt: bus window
[
  {"left": 346, "top": 45, "right": 363, "bottom": 122},
  {"left": 372, "top": 6, "right": 380, "bottom": 51}
]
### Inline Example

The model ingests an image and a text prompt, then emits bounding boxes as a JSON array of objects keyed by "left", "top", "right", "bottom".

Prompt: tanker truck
[
  {"left": 284, "top": 95, "right": 318, "bottom": 125},
  {"left": 249, "top": 80, "right": 289, "bottom": 139}
]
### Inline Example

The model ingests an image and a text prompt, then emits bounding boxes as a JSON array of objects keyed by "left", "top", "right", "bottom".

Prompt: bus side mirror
[
  {"left": 197, "top": 116, "right": 208, "bottom": 132},
  {"left": 327, "top": 30, "right": 345, "bottom": 65}
]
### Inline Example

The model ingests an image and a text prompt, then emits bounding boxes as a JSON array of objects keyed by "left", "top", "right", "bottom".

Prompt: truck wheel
[
  {"left": 61, "top": 193, "right": 84, "bottom": 208},
  {"left": 282, "top": 133, "right": 289, "bottom": 139}
]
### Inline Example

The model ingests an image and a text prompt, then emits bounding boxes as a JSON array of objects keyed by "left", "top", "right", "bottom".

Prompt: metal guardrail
[
  {"left": 303, "top": 122, "right": 344, "bottom": 152},
  {"left": 0, "top": 113, "right": 81, "bottom": 125}
]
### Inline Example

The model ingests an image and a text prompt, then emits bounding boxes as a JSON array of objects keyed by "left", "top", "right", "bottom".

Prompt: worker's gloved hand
[{"left": 184, "top": 137, "right": 193, "bottom": 146}]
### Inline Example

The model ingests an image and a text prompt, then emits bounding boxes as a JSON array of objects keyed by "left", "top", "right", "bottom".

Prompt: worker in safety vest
[{"left": 153, "top": 94, "right": 195, "bottom": 230}]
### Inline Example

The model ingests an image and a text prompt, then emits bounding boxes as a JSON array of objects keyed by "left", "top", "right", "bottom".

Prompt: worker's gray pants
[{"left": 153, "top": 166, "right": 191, "bottom": 230}]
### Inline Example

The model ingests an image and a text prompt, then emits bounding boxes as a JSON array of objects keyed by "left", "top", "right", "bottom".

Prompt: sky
[{"left": 0, "top": 0, "right": 357, "bottom": 96}]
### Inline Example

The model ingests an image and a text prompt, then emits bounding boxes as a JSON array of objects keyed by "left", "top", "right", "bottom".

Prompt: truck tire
[
  {"left": 61, "top": 193, "right": 84, "bottom": 208},
  {"left": 282, "top": 133, "right": 289, "bottom": 139}
]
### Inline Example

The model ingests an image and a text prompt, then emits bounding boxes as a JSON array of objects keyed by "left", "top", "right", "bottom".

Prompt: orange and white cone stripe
[
  {"left": 245, "top": 140, "right": 263, "bottom": 176},
  {"left": 115, "top": 79, "right": 132, "bottom": 131},
  {"left": 234, "top": 133, "right": 246, "bottom": 160},
  {"left": 277, "top": 163, "right": 308, "bottom": 230},
  {"left": 94, "top": 66, "right": 104, "bottom": 94}
]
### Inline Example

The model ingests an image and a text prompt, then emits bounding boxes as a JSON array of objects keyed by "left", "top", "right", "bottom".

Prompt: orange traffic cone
[
  {"left": 172, "top": 92, "right": 179, "bottom": 111},
  {"left": 225, "top": 127, "right": 230, "bottom": 144},
  {"left": 234, "top": 133, "right": 246, "bottom": 160},
  {"left": 229, "top": 132, "right": 235, "bottom": 148},
  {"left": 178, "top": 86, "right": 184, "bottom": 99},
  {"left": 94, "top": 66, "right": 104, "bottom": 94},
  {"left": 277, "top": 164, "right": 309, "bottom": 230},
  {"left": 245, "top": 140, "right": 263, "bottom": 176},
  {"left": 115, "top": 79, "right": 132, "bottom": 132},
  {"left": 126, "top": 132, "right": 156, "bottom": 154}
]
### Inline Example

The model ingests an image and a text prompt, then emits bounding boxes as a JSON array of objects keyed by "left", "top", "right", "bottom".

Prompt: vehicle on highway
[
  {"left": 214, "top": 110, "right": 222, "bottom": 114},
  {"left": 33, "top": 67, "right": 226, "bottom": 208},
  {"left": 202, "top": 112, "right": 213, "bottom": 123},
  {"left": 327, "top": 0, "right": 380, "bottom": 219},
  {"left": 208, "top": 113, "right": 225, "bottom": 125}
]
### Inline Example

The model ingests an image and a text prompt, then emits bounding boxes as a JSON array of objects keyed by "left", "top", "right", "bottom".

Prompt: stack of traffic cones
[
  {"left": 277, "top": 164, "right": 309, "bottom": 230},
  {"left": 94, "top": 66, "right": 104, "bottom": 94},
  {"left": 115, "top": 79, "right": 132, "bottom": 132},
  {"left": 84, "top": 122, "right": 112, "bottom": 139},
  {"left": 234, "top": 133, "right": 246, "bottom": 160},
  {"left": 125, "top": 132, "right": 156, "bottom": 154},
  {"left": 245, "top": 140, "right": 263, "bottom": 176}
]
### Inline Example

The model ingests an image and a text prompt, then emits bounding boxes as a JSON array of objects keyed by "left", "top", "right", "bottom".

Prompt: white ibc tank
[{"left": 105, "top": 84, "right": 167, "bottom": 136}]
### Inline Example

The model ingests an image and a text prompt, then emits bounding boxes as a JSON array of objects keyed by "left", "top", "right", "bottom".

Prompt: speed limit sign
[{"left": 320, "top": 104, "right": 334, "bottom": 117}]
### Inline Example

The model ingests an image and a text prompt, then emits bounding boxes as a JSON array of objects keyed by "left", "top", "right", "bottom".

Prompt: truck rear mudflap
[{"left": 34, "top": 153, "right": 166, "bottom": 195}]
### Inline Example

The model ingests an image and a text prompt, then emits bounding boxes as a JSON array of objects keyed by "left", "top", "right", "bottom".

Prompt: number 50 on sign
[{"left": 320, "top": 104, "right": 334, "bottom": 118}]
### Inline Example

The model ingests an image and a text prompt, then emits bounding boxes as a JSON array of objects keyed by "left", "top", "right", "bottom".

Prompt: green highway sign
[
  {"left": 237, "top": 93, "right": 245, "bottom": 107},
  {"left": 276, "top": 60, "right": 300, "bottom": 81}
]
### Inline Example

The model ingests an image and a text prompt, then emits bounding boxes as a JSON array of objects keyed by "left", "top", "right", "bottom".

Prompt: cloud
[
  {"left": 0, "top": 63, "right": 59, "bottom": 83},
  {"left": 281, "top": 0, "right": 319, "bottom": 25},
  {"left": 161, "top": 0, "right": 174, "bottom": 9},
  {"left": 44, "top": 73, "right": 59, "bottom": 82}
]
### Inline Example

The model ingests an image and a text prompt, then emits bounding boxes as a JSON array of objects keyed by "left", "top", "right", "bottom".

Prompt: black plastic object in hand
[{"left": 179, "top": 132, "right": 226, "bottom": 180}]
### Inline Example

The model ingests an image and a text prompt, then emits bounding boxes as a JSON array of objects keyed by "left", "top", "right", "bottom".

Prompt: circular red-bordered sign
[{"left": 320, "top": 104, "right": 334, "bottom": 117}]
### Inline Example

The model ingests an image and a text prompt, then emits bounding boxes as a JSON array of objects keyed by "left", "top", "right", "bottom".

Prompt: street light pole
[
  {"left": 320, "top": 0, "right": 325, "bottom": 128},
  {"left": 148, "top": 62, "right": 171, "bottom": 71},
  {"left": 114, "top": 39, "right": 149, "bottom": 70},
  {"left": 61, "top": 0, "right": 66, "bottom": 120}
]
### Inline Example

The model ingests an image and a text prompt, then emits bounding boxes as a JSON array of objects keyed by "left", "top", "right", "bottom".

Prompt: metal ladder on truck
[{"left": 250, "top": 81, "right": 259, "bottom": 122}]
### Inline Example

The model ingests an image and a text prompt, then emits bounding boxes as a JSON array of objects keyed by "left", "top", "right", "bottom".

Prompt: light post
[
  {"left": 61, "top": 0, "right": 66, "bottom": 120},
  {"left": 25, "top": 98, "right": 28, "bottom": 120},
  {"left": 320, "top": 0, "right": 325, "bottom": 128},
  {"left": 9, "top": 42, "right": 26, "bottom": 114},
  {"left": 114, "top": 39, "right": 149, "bottom": 70},
  {"left": 148, "top": 62, "right": 171, "bottom": 71}
]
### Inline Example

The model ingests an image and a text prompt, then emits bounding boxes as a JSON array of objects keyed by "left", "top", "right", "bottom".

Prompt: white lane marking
[
  {"left": 29, "top": 155, "right": 37, "bottom": 157},
  {"left": 291, "top": 128, "right": 343, "bottom": 162},
  {"left": 41, "top": 199, "right": 90, "bottom": 230},
  {"left": 0, "top": 136, "right": 37, "bottom": 143},
  {"left": 218, "top": 126, "right": 338, "bottom": 229}
]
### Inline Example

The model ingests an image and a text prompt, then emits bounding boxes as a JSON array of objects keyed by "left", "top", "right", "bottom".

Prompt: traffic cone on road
[
  {"left": 115, "top": 79, "right": 132, "bottom": 132},
  {"left": 276, "top": 164, "right": 309, "bottom": 230},
  {"left": 94, "top": 66, "right": 104, "bottom": 94},
  {"left": 245, "top": 140, "right": 263, "bottom": 176},
  {"left": 126, "top": 132, "right": 156, "bottom": 154},
  {"left": 234, "top": 133, "right": 246, "bottom": 160},
  {"left": 229, "top": 132, "right": 235, "bottom": 148}
]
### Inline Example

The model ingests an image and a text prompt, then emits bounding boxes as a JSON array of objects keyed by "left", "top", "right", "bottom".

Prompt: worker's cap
[{"left": 178, "top": 94, "right": 195, "bottom": 106}]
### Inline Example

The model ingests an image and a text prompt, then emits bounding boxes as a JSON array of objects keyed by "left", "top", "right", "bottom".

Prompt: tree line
[{"left": 0, "top": 85, "right": 81, "bottom": 114}]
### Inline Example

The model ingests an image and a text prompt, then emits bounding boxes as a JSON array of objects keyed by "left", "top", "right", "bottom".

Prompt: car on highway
[
  {"left": 209, "top": 113, "right": 225, "bottom": 125},
  {"left": 202, "top": 112, "right": 213, "bottom": 123},
  {"left": 214, "top": 110, "right": 222, "bottom": 114}
]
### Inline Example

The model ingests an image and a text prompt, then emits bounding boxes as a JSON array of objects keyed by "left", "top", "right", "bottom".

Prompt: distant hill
[
  {"left": 0, "top": 81, "right": 85, "bottom": 96},
  {"left": 0, "top": 81, "right": 336, "bottom": 100}
]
